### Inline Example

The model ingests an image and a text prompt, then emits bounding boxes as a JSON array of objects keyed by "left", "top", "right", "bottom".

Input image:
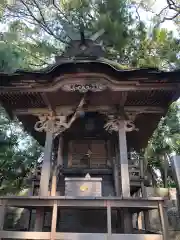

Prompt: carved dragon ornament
[
  {"left": 104, "top": 114, "right": 139, "bottom": 133},
  {"left": 34, "top": 115, "right": 70, "bottom": 134},
  {"left": 34, "top": 97, "right": 85, "bottom": 135}
]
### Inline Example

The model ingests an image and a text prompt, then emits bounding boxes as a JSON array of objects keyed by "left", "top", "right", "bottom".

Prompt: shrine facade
[{"left": 0, "top": 40, "right": 179, "bottom": 240}]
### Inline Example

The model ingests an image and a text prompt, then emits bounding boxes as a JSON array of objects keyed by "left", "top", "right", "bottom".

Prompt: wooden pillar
[
  {"left": 51, "top": 170, "right": 57, "bottom": 197},
  {"left": 107, "top": 204, "right": 112, "bottom": 236},
  {"left": 118, "top": 120, "right": 130, "bottom": 198},
  {"left": 113, "top": 156, "right": 120, "bottom": 196},
  {"left": 118, "top": 120, "right": 132, "bottom": 233},
  {"left": 51, "top": 201, "right": 58, "bottom": 240},
  {"left": 57, "top": 136, "right": 63, "bottom": 166},
  {"left": 39, "top": 119, "right": 54, "bottom": 196},
  {"left": 51, "top": 136, "right": 63, "bottom": 196},
  {"left": 158, "top": 201, "right": 169, "bottom": 240},
  {"left": 0, "top": 202, "right": 6, "bottom": 240},
  {"left": 140, "top": 158, "right": 150, "bottom": 231}
]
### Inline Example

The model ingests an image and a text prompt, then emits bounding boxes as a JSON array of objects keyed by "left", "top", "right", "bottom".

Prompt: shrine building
[{"left": 0, "top": 39, "right": 179, "bottom": 240}]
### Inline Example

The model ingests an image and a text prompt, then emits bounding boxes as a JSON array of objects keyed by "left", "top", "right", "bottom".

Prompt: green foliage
[
  {"left": 0, "top": 0, "right": 179, "bottom": 69},
  {"left": 0, "top": 41, "right": 22, "bottom": 72},
  {"left": 145, "top": 102, "right": 180, "bottom": 187},
  {"left": 0, "top": 109, "right": 42, "bottom": 195}
]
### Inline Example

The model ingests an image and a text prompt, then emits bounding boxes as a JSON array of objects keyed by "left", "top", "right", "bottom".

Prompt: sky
[
  {"left": 137, "top": 0, "right": 178, "bottom": 35},
  {"left": 0, "top": 0, "right": 178, "bottom": 34}
]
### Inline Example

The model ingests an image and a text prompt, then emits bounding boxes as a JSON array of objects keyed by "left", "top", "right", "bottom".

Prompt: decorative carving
[
  {"left": 61, "top": 83, "right": 107, "bottom": 93},
  {"left": 34, "top": 97, "right": 85, "bottom": 134},
  {"left": 34, "top": 115, "right": 69, "bottom": 133},
  {"left": 104, "top": 115, "right": 139, "bottom": 133}
]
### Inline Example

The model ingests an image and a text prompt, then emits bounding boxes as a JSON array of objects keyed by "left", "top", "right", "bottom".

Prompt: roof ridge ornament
[{"left": 55, "top": 26, "right": 105, "bottom": 60}]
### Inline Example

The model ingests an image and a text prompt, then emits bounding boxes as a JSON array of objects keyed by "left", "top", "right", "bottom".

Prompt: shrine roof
[
  {"left": 0, "top": 57, "right": 179, "bottom": 151},
  {"left": 0, "top": 58, "right": 180, "bottom": 85}
]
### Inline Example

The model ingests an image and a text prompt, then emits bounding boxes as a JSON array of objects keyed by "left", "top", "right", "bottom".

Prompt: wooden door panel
[{"left": 68, "top": 140, "right": 108, "bottom": 168}]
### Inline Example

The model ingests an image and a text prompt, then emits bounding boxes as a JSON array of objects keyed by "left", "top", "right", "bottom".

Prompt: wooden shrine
[{"left": 0, "top": 38, "right": 179, "bottom": 240}]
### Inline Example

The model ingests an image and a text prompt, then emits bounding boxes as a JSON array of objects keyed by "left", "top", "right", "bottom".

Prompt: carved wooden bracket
[
  {"left": 34, "top": 115, "right": 70, "bottom": 133},
  {"left": 34, "top": 97, "right": 85, "bottom": 134},
  {"left": 104, "top": 115, "right": 139, "bottom": 133}
]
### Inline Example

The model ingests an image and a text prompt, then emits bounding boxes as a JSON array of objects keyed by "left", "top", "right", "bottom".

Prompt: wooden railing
[
  {"left": 0, "top": 232, "right": 163, "bottom": 240},
  {"left": 33, "top": 162, "right": 141, "bottom": 178},
  {"left": 0, "top": 197, "right": 168, "bottom": 240}
]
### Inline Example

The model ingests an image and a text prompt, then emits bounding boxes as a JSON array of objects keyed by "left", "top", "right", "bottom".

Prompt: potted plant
[{"left": 154, "top": 183, "right": 169, "bottom": 198}]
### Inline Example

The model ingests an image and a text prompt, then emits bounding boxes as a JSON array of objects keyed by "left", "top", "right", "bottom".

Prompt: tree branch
[
  {"left": 167, "top": 0, "right": 180, "bottom": 11},
  {"left": 18, "top": 0, "right": 69, "bottom": 44},
  {"left": 157, "top": 5, "right": 169, "bottom": 17},
  {"left": 52, "top": 2, "right": 79, "bottom": 32}
]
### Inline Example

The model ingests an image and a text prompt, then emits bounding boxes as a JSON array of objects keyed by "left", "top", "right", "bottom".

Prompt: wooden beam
[
  {"left": 0, "top": 231, "right": 163, "bottom": 240},
  {"left": 0, "top": 82, "right": 178, "bottom": 93},
  {"left": 39, "top": 119, "right": 54, "bottom": 196},
  {"left": 0, "top": 231, "right": 50, "bottom": 239},
  {"left": 118, "top": 120, "right": 130, "bottom": 197},
  {"left": 158, "top": 202, "right": 169, "bottom": 240},
  {"left": 0, "top": 71, "right": 178, "bottom": 93},
  {"left": 13, "top": 106, "right": 164, "bottom": 116},
  {"left": 0, "top": 197, "right": 164, "bottom": 209}
]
